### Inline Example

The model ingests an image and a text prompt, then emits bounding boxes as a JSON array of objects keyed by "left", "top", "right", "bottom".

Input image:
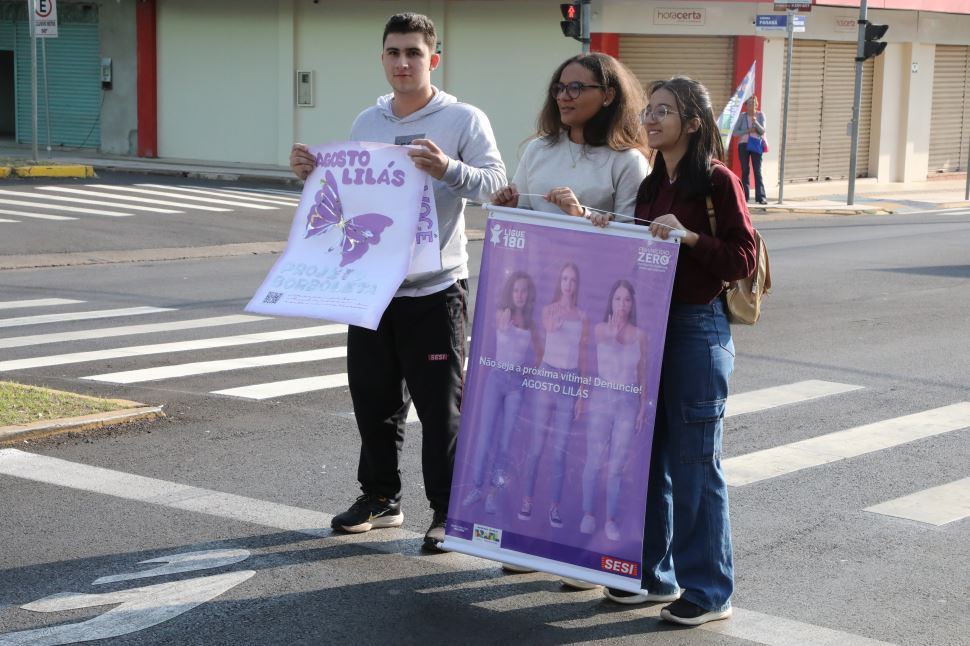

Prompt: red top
[{"left": 634, "top": 161, "right": 757, "bottom": 304}]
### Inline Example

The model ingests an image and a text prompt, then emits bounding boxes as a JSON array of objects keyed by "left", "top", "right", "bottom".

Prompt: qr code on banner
[{"left": 263, "top": 291, "right": 283, "bottom": 304}]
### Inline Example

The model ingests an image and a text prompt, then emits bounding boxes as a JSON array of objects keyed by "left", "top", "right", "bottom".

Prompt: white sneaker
[
  {"left": 604, "top": 520, "right": 620, "bottom": 541},
  {"left": 579, "top": 514, "right": 595, "bottom": 534},
  {"left": 501, "top": 563, "right": 535, "bottom": 573},
  {"left": 561, "top": 577, "right": 600, "bottom": 590},
  {"left": 462, "top": 488, "right": 483, "bottom": 507},
  {"left": 603, "top": 587, "right": 681, "bottom": 605}
]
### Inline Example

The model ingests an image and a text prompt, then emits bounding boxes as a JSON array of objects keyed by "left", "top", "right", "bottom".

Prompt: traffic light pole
[
  {"left": 847, "top": 0, "right": 868, "bottom": 206},
  {"left": 28, "top": 0, "right": 38, "bottom": 162},
  {"left": 777, "top": 9, "right": 795, "bottom": 204},
  {"left": 581, "top": 0, "right": 590, "bottom": 53}
]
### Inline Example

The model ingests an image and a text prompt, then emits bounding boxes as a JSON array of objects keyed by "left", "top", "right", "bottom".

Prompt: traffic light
[
  {"left": 560, "top": 3, "right": 581, "bottom": 40},
  {"left": 860, "top": 21, "right": 889, "bottom": 60}
]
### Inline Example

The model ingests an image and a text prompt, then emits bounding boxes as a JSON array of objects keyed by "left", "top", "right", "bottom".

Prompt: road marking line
[
  {"left": 85, "top": 347, "right": 347, "bottom": 384},
  {"left": 0, "top": 218, "right": 17, "bottom": 223},
  {"left": 220, "top": 186, "right": 301, "bottom": 199},
  {"left": 865, "top": 477, "right": 970, "bottom": 526},
  {"left": 211, "top": 373, "right": 349, "bottom": 399},
  {"left": 726, "top": 380, "right": 863, "bottom": 417},
  {"left": 0, "top": 306, "right": 173, "bottom": 330},
  {"left": 195, "top": 187, "right": 300, "bottom": 205},
  {"left": 0, "top": 298, "right": 84, "bottom": 311},
  {"left": 0, "top": 190, "right": 181, "bottom": 214},
  {"left": 87, "top": 185, "right": 278, "bottom": 210},
  {"left": 0, "top": 449, "right": 899, "bottom": 646},
  {"left": 0, "top": 207, "right": 79, "bottom": 220},
  {"left": 0, "top": 314, "right": 267, "bottom": 349},
  {"left": 140, "top": 184, "right": 299, "bottom": 206},
  {"left": 36, "top": 187, "right": 232, "bottom": 212},
  {"left": 551, "top": 606, "right": 896, "bottom": 645},
  {"left": 0, "top": 198, "right": 135, "bottom": 217},
  {"left": 724, "top": 403, "right": 970, "bottom": 486},
  {"left": 0, "top": 324, "right": 347, "bottom": 371}
]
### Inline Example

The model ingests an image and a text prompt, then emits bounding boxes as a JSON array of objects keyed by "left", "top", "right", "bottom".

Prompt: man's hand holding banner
[{"left": 246, "top": 141, "right": 440, "bottom": 329}]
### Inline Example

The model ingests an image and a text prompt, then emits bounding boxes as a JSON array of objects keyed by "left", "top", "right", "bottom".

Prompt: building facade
[{"left": 1, "top": 0, "right": 968, "bottom": 187}]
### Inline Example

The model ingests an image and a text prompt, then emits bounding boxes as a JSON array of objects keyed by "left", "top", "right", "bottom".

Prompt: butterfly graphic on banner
[{"left": 305, "top": 170, "right": 394, "bottom": 266}]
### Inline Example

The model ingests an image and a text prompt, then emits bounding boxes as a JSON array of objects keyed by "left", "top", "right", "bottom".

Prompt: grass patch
[{"left": 0, "top": 381, "right": 134, "bottom": 427}]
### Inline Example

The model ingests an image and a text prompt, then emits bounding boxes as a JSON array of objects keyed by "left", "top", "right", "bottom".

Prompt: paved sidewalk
[{"left": 2, "top": 142, "right": 968, "bottom": 215}]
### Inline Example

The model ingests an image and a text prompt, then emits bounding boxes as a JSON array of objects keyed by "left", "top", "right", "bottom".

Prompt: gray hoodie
[{"left": 350, "top": 88, "right": 506, "bottom": 295}]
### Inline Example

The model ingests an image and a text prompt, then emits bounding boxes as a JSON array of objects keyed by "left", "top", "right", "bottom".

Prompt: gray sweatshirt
[{"left": 350, "top": 88, "right": 506, "bottom": 296}]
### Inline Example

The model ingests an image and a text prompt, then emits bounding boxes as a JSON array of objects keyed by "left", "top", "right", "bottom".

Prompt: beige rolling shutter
[
  {"left": 819, "top": 41, "right": 874, "bottom": 180},
  {"left": 782, "top": 40, "right": 873, "bottom": 182},
  {"left": 619, "top": 36, "right": 735, "bottom": 121},
  {"left": 929, "top": 45, "right": 970, "bottom": 172},
  {"left": 782, "top": 40, "right": 825, "bottom": 181}
]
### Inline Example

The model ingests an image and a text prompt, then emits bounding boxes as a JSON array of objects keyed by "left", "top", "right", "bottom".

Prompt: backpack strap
[{"left": 706, "top": 195, "right": 717, "bottom": 237}]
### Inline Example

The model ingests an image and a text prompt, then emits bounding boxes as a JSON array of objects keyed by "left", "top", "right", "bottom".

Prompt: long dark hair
[
  {"left": 536, "top": 53, "right": 647, "bottom": 154},
  {"left": 552, "top": 262, "right": 580, "bottom": 306},
  {"left": 603, "top": 280, "right": 637, "bottom": 326},
  {"left": 499, "top": 271, "right": 536, "bottom": 329},
  {"left": 637, "top": 76, "right": 724, "bottom": 203}
]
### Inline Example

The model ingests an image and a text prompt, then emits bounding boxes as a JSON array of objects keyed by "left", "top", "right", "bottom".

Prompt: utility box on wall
[{"left": 296, "top": 70, "right": 313, "bottom": 107}]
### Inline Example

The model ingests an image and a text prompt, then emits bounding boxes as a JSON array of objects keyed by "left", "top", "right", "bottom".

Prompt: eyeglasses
[
  {"left": 550, "top": 81, "right": 607, "bottom": 100},
  {"left": 640, "top": 106, "right": 680, "bottom": 123}
]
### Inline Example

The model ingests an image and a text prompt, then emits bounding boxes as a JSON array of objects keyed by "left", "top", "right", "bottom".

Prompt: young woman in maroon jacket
[{"left": 601, "top": 76, "right": 757, "bottom": 627}]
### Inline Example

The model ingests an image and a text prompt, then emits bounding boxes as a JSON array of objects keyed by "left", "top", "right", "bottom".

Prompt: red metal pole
[{"left": 136, "top": 0, "right": 157, "bottom": 158}]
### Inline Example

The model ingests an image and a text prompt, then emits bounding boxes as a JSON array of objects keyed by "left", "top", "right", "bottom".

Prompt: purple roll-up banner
[{"left": 442, "top": 205, "right": 679, "bottom": 593}]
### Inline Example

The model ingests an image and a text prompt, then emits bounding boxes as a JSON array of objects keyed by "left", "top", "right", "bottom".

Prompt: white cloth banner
[
  {"left": 246, "top": 141, "right": 435, "bottom": 330},
  {"left": 717, "top": 62, "right": 756, "bottom": 152}
]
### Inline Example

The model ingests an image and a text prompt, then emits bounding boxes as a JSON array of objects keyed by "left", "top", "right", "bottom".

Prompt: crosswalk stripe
[
  {"left": 0, "top": 207, "right": 77, "bottom": 221},
  {"left": 0, "top": 189, "right": 180, "bottom": 214},
  {"left": 37, "top": 186, "right": 232, "bottom": 212},
  {"left": 139, "top": 184, "right": 299, "bottom": 206},
  {"left": 724, "top": 403, "right": 970, "bottom": 486},
  {"left": 726, "top": 380, "right": 863, "bottom": 417},
  {"left": 0, "top": 324, "right": 346, "bottom": 371},
  {"left": 0, "top": 197, "right": 135, "bottom": 217},
  {"left": 865, "top": 477, "right": 970, "bottom": 526},
  {"left": 85, "top": 347, "right": 347, "bottom": 384},
  {"left": 193, "top": 187, "right": 301, "bottom": 206},
  {"left": 0, "top": 298, "right": 84, "bottom": 311},
  {"left": 0, "top": 306, "right": 173, "bottom": 330},
  {"left": 223, "top": 186, "right": 302, "bottom": 199},
  {"left": 0, "top": 449, "right": 903, "bottom": 646},
  {"left": 88, "top": 184, "right": 278, "bottom": 210},
  {"left": 212, "top": 373, "right": 348, "bottom": 399},
  {"left": 0, "top": 314, "right": 267, "bottom": 350}
]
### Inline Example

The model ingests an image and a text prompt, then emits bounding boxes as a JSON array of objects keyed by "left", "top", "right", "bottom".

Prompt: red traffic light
[{"left": 561, "top": 3, "right": 579, "bottom": 20}]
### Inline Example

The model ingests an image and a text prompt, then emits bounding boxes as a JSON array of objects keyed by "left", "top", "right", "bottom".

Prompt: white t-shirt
[{"left": 512, "top": 135, "right": 649, "bottom": 220}]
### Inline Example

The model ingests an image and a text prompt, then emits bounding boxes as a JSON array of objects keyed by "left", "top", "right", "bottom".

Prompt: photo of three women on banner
[{"left": 267, "top": 12, "right": 759, "bottom": 627}]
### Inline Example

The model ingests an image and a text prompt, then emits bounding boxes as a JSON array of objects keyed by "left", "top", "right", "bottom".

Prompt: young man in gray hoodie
[{"left": 289, "top": 12, "right": 506, "bottom": 550}]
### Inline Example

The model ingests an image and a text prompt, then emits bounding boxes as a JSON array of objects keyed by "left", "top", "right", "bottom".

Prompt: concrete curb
[
  {"left": 0, "top": 405, "right": 164, "bottom": 444},
  {"left": 749, "top": 204, "right": 892, "bottom": 216},
  {"left": 937, "top": 200, "right": 970, "bottom": 209},
  {"left": 11, "top": 165, "right": 97, "bottom": 179}
]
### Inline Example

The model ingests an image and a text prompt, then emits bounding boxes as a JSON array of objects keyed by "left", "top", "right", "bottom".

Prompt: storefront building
[{"left": 2, "top": 1, "right": 968, "bottom": 186}]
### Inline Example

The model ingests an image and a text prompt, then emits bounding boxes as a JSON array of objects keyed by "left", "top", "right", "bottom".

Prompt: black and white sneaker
[
  {"left": 660, "top": 598, "right": 732, "bottom": 626},
  {"left": 331, "top": 494, "right": 403, "bottom": 534},
  {"left": 423, "top": 510, "right": 448, "bottom": 551},
  {"left": 603, "top": 587, "right": 681, "bottom": 605}
]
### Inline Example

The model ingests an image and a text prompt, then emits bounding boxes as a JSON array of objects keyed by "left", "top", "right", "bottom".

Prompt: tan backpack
[{"left": 705, "top": 196, "right": 772, "bottom": 325}]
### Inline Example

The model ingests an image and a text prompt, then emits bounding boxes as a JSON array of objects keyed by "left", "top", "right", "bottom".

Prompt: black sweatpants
[{"left": 346, "top": 280, "right": 468, "bottom": 513}]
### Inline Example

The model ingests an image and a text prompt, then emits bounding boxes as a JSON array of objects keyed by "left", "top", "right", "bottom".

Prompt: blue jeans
[
  {"left": 582, "top": 389, "right": 639, "bottom": 519},
  {"left": 522, "top": 364, "right": 579, "bottom": 504},
  {"left": 469, "top": 369, "right": 523, "bottom": 487},
  {"left": 738, "top": 141, "right": 765, "bottom": 202},
  {"left": 641, "top": 300, "right": 735, "bottom": 612}
]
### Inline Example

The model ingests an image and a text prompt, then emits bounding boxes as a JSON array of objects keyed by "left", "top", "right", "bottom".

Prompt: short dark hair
[{"left": 382, "top": 12, "right": 436, "bottom": 52}]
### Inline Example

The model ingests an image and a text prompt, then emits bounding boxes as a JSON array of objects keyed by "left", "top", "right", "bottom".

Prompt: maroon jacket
[{"left": 634, "top": 161, "right": 757, "bottom": 304}]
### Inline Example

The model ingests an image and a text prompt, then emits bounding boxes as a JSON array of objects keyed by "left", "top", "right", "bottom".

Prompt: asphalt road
[{"left": 0, "top": 174, "right": 968, "bottom": 645}]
